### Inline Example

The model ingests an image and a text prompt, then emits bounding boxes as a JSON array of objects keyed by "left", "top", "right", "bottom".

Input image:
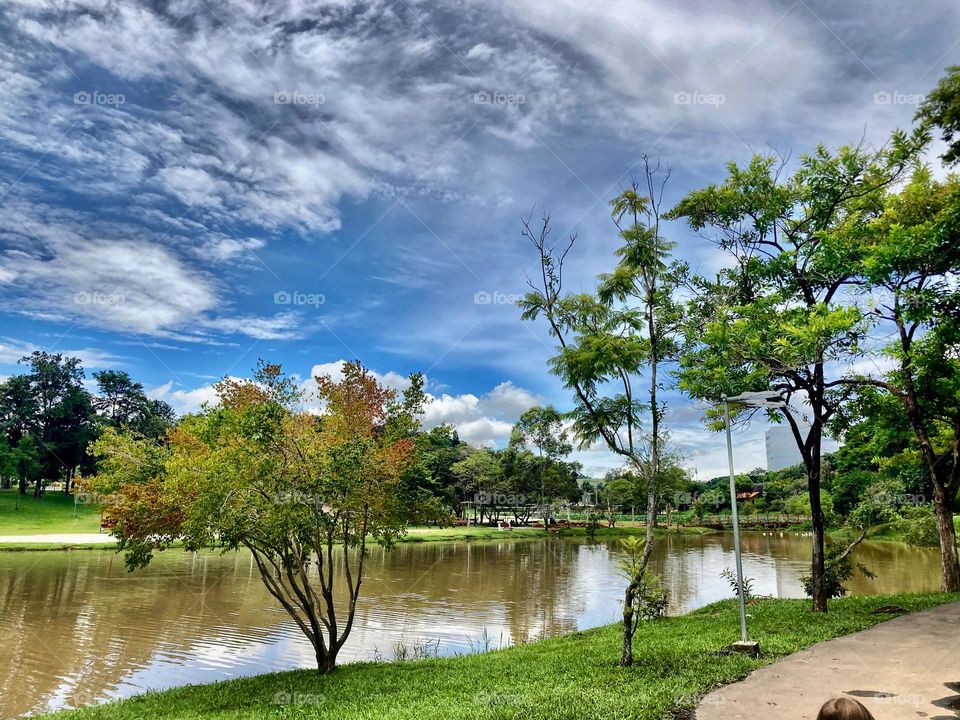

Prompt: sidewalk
[
  {"left": 0, "top": 533, "right": 116, "bottom": 544},
  {"left": 696, "top": 601, "right": 960, "bottom": 720}
]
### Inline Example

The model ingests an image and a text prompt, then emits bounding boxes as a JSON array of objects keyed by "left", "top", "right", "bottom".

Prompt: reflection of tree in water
[
  {"left": 499, "top": 539, "right": 581, "bottom": 644},
  {"left": 0, "top": 550, "right": 281, "bottom": 718}
]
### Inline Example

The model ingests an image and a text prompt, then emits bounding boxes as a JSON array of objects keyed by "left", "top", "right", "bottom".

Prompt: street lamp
[{"left": 723, "top": 390, "right": 785, "bottom": 656}]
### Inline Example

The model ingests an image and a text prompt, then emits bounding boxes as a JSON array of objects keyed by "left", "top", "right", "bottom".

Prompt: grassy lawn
[
  {"left": 0, "top": 491, "right": 710, "bottom": 548},
  {"left": 0, "top": 488, "right": 103, "bottom": 535},
  {"left": 35, "top": 592, "right": 959, "bottom": 720}
]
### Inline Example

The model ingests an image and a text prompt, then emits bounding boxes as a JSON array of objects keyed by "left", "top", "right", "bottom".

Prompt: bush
[
  {"left": 801, "top": 541, "right": 875, "bottom": 599},
  {"left": 895, "top": 505, "right": 940, "bottom": 547}
]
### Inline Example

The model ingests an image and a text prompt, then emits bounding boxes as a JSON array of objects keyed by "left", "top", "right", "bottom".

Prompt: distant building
[
  {"left": 765, "top": 424, "right": 839, "bottom": 471},
  {"left": 765, "top": 425, "right": 802, "bottom": 471}
]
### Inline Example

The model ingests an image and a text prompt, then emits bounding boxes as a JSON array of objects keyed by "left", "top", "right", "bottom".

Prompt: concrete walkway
[
  {"left": 0, "top": 533, "right": 116, "bottom": 544},
  {"left": 697, "top": 602, "right": 960, "bottom": 720}
]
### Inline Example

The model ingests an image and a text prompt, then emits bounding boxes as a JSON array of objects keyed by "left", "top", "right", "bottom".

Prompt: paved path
[
  {"left": 0, "top": 533, "right": 116, "bottom": 544},
  {"left": 697, "top": 602, "right": 960, "bottom": 720}
]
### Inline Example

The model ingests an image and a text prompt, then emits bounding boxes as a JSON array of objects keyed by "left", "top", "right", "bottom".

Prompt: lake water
[{"left": 0, "top": 532, "right": 942, "bottom": 718}]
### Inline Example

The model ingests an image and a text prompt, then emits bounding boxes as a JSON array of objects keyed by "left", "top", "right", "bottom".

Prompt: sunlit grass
[{"left": 35, "top": 592, "right": 960, "bottom": 720}]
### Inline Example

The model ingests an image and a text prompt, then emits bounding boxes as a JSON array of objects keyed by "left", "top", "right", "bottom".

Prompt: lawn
[
  {"left": 34, "top": 592, "right": 959, "bottom": 720},
  {"left": 0, "top": 488, "right": 103, "bottom": 535}
]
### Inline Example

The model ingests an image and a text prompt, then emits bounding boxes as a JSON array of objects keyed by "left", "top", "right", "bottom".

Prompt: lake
[{"left": 0, "top": 532, "right": 942, "bottom": 718}]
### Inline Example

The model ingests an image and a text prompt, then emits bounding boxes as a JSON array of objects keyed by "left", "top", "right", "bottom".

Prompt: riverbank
[
  {"left": 0, "top": 523, "right": 713, "bottom": 551},
  {"left": 33, "top": 592, "right": 959, "bottom": 720}
]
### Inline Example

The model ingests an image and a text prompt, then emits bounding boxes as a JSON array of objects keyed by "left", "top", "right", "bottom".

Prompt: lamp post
[{"left": 723, "top": 390, "right": 785, "bottom": 656}]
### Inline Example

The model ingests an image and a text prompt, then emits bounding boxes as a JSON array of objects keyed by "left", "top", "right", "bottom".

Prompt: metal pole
[{"left": 725, "top": 398, "right": 749, "bottom": 643}]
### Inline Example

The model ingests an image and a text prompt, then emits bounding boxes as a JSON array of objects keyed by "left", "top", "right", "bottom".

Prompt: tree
[
  {"left": 521, "top": 159, "right": 685, "bottom": 568},
  {"left": 917, "top": 65, "right": 960, "bottom": 166},
  {"left": 669, "top": 131, "right": 926, "bottom": 611},
  {"left": 451, "top": 448, "right": 503, "bottom": 523},
  {"left": 16, "top": 352, "right": 94, "bottom": 496},
  {"left": 89, "top": 360, "right": 417, "bottom": 673},
  {"left": 510, "top": 405, "right": 572, "bottom": 525},
  {"left": 93, "top": 370, "right": 175, "bottom": 439},
  {"left": 855, "top": 168, "right": 960, "bottom": 590}
]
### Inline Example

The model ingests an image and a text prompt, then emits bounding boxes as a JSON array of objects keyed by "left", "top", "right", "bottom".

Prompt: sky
[{"left": 0, "top": 0, "right": 956, "bottom": 480}]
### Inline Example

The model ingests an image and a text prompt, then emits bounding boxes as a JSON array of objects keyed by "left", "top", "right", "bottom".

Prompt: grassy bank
[
  {"left": 0, "top": 489, "right": 102, "bottom": 535},
  {"left": 35, "top": 592, "right": 958, "bottom": 720}
]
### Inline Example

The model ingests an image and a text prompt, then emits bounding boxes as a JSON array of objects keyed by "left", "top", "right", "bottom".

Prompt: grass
[
  {"left": 34, "top": 592, "right": 959, "bottom": 720},
  {"left": 0, "top": 488, "right": 102, "bottom": 535},
  {"left": 0, "top": 489, "right": 711, "bottom": 550}
]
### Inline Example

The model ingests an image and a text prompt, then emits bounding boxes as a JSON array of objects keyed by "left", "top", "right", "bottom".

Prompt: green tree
[
  {"left": 510, "top": 405, "right": 572, "bottom": 525},
  {"left": 521, "top": 160, "right": 685, "bottom": 568},
  {"left": 93, "top": 370, "right": 175, "bottom": 439},
  {"left": 669, "top": 131, "right": 926, "bottom": 611},
  {"left": 854, "top": 168, "right": 960, "bottom": 591},
  {"left": 451, "top": 448, "right": 503, "bottom": 523},
  {"left": 90, "top": 360, "right": 418, "bottom": 674},
  {"left": 917, "top": 65, "right": 960, "bottom": 166}
]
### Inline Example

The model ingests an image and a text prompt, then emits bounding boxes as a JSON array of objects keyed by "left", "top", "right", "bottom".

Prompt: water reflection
[{"left": 0, "top": 533, "right": 941, "bottom": 718}]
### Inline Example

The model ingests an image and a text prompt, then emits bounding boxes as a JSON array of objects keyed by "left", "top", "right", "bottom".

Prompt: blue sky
[{"left": 0, "top": 0, "right": 955, "bottom": 478}]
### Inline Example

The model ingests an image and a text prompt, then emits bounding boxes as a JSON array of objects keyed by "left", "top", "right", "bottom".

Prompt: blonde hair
[{"left": 816, "top": 697, "right": 876, "bottom": 720}]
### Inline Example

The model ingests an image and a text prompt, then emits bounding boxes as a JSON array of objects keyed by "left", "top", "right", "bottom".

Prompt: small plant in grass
[
  {"left": 720, "top": 567, "right": 757, "bottom": 601},
  {"left": 619, "top": 536, "right": 668, "bottom": 666}
]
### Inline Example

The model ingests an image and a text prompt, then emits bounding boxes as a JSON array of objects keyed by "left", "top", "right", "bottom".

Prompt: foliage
[
  {"left": 93, "top": 360, "right": 418, "bottom": 673},
  {"left": 801, "top": 542, "right": 875, "bottom": 599},
  {"left": 917, "top": 65, "right": 960, "bottom": 165},
  {"left": 894, "top": 505, "right": 941, "bottom": 547},
  {"left": 720, "top": 567, "right": 756, "bottom": 601},
  {"left": 670, "top": 129, "right": 927, "bottom": 611}
]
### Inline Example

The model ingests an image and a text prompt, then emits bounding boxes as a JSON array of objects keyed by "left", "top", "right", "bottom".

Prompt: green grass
[
  {"left": 0, "top": 488, "right": 103, "bottom": 535},
  {"left": 35, "top": 592, "right": 959, "bottom": 720}
]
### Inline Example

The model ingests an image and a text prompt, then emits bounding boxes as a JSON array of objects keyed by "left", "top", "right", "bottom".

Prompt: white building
[{"left": 765, "top": 424, "right": 839, "bottom": 471}]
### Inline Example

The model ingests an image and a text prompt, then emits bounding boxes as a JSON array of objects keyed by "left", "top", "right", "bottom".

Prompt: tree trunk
[
  {"left": 932, "top": 483, "right": 960, "bottom": 592},
  {"left": 18, "top": 475, "right": 26, "bottom": 495},
  {"left": 1, "top": 476, "right": 9, "bottom": 490},
  {"left": 807, "top": 444, "right": 828, "bottom": 612},
  {"left": 33, "top": 478, "right": 42, "bottom": 498},
  {"left": 317, "top": 646, "right": 338, "bottom": 674},
  {"left": 620, "top": 581, "right": 636, "bottom": 667}
]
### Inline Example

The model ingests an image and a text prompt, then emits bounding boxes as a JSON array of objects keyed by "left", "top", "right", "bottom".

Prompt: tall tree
[
  {"left": 669, "top": 130, "right": 926, "bottom": 611},
  {"left": 521, "top": 160, "right": 684, "bottom": 664},
  {"left": 510, "top": 405, "right": 572, "bottom": 525},
  {"left": 93, "top": 370, "right": 175, "bottom": 438},
  {"left": 17, "top": 352, "right": 93, "bottom": 496},
  {"left": 855, "top": 168, "right": 960, "bottom": 590}
]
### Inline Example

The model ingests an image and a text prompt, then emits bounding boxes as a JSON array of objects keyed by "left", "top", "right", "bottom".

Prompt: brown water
[{"left": 0, "top": 532, "right": 942, "bottom": 718}]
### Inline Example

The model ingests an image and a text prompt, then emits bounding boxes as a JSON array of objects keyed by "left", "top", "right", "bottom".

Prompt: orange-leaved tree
[{"left": 86, "top": 360, "right": 421, "bottom": 673}]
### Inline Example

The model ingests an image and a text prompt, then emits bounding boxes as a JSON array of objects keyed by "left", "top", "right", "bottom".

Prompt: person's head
[{"left": 816, "top": 697, "right": 876, "bottom": 720}]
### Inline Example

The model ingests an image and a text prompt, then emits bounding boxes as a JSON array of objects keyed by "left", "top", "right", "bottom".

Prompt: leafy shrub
[
  {"left": 895, "top": 504, "right": 940, "bottom": 547},
  {"left": 801, "top": 542, "right": 875, "bottom": 599}
]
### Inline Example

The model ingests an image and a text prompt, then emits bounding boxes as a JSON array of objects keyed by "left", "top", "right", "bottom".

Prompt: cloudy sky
[{"left": 0, "top": 0, "right": 955, "bottom": 479}]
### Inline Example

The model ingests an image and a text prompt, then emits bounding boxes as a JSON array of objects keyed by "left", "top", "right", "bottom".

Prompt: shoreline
[{"left": 28, "top": 593, "right": 960, "bottom": 720}]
